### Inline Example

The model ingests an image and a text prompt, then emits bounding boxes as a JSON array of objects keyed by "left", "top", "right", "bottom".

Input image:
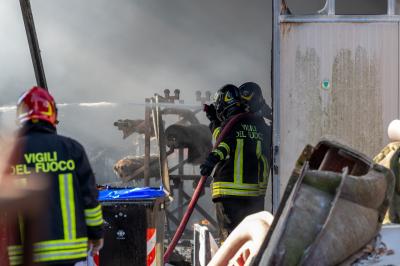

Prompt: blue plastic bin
[{"left": 99, "top": 187, "right": 166, "bottom": 266}]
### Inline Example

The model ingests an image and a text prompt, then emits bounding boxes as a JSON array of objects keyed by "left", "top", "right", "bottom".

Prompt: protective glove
[
  {"left": 200, "top": 164, "right": 214, "bottom": 177},
  {"left": 200, "top": 159, "right": 217, "bottom": 177},
  {"left": 203, "top": 104, "right": 218, "bottom": 122},
  {"left": 89, "top": 238, "right": 104, "bottom": 256}
]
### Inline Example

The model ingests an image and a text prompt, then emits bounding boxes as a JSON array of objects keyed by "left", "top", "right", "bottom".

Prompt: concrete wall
[{"left": 279, "top": 22, "right": 399, "bottom": 190}]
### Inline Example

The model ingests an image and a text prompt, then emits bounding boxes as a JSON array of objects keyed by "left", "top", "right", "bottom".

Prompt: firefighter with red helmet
[
  {"left": 7, "top": 87, "right": 103, "bottom": 265},
  {"left": 201, "top": 84, "right": 272, "bottom": 240}
]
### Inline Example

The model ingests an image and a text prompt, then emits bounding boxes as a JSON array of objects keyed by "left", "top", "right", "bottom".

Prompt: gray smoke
[
  {"left": 0, "top": 0, "right": 387, "bottom": 105},
  {"left": 0, "top": 0, "right": 272, "bottom": 106},
  {"left": 0, "top": 0, "right": 388, "bottom": 183}
]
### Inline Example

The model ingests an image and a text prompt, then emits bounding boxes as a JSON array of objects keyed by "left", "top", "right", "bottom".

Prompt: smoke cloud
[
  {"left": 0, "top": 0, "right": 272, "bottom": 106},
  {"left": 0, "top": 0, "right": 388, "bottom": 183}
]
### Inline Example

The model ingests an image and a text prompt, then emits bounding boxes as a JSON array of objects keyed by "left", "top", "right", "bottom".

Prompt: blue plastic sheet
[{"left": 99, "top": 187, "right": 165, "bottom": 201}]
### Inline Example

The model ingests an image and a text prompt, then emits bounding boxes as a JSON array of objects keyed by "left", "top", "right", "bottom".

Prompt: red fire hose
[{"left": 164, "top": 112, "right": 252, "bottom": 262}]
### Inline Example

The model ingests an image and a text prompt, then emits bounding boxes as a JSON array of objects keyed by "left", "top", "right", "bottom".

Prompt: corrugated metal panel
[{"left": 279, "top": 22, "right": 399, "bottom": 190}]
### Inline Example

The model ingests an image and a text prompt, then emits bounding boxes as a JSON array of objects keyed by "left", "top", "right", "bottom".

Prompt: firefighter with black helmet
[
  {"left": 201, "top": 84, "right": 271, "bottom": 240},
  {"left": 239, "top": 82, "right": 272, "bottom": 121},
  {"left": 7, "top": 87, "right": 104, "bottom": 265}
]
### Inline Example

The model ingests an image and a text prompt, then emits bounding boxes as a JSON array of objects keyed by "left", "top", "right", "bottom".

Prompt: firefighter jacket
[
  {"left": 7, "top": 122, "right": 103, "bottom": 265},
  {"left": 209, "top": 114, "right": 272, "bottom": 200}
]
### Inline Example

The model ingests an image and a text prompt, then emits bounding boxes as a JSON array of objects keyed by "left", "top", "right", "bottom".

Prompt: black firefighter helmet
[
  {"left": 214, "top": 84, "right": 243, "bottom": 121},
  {"left": 239, "top": 82, "right": 272, "bottom": 120}
]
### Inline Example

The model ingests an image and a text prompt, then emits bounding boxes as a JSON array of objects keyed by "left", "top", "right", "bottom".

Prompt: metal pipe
[
  {"left": 155, "top": 95, "right": 171, "bottom": 194},
  {"left": 19, "top": 0, "right": 48, "bottom": 90},
  {"left": 281, "top": 15, "right": 400, "bottom": 23},
  {"left": 178, "top": 148, "right": 184, "bottom": 220},
  {"left": 272, "top": 0, "right": 281, "bottom": 214},
  {"left": 143, "top": 98, "right": 151, "bottom": 186},
  {"left": 388, "top": 0, "right": 396, "bottom": 15},
  {"left": 327, "top": 0, "right": 335, "bottom": 15}
]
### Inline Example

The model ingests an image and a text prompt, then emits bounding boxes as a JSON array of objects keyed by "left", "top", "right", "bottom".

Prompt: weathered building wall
[{"left": 280, "top": 22, "right": 399, "bottom": 190}]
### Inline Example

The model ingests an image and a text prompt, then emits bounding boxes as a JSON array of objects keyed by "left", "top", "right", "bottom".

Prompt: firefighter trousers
[{"left": 214, "top": 196, "right": 264, "bottom": 241}]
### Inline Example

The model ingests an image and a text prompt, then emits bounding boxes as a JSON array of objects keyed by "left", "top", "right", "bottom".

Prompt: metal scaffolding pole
[{"left": 19, "top": 0, "right": 48, "bottom": 90}]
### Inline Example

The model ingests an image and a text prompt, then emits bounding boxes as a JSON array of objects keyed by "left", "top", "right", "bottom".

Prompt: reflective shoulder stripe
[
  {"left": 85, "top": 204, "right": 103, "bottom": 227},
  {"left": 59, "top": 173, "right": 76, "bottom": 240},
  {"left": 218, "top": 142, "right": 231, "bottom": 154},
  {"left": 212, "top": 150, "right": 225, "bottom": 160},
  {"left": 234, "top": 139, "right": 244, "bottom": 184}
]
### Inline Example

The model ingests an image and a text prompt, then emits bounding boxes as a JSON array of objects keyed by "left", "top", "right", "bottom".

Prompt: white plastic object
[{"left": 388, "top": 119, "right": 400, "bottom": 142}]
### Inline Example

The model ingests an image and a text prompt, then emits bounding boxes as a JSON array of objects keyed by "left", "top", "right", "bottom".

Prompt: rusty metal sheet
[{"left": 279, "top": 22, "right": 399, "bottom": 193}]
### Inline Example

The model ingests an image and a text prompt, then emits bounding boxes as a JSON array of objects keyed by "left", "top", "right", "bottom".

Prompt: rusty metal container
[{"left": 255, "top": 140, "right": 394, "bottom": 265}]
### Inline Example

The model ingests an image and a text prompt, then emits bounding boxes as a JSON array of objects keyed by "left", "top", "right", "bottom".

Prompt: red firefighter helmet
[{"left": 17, "top": 86, "right": 58, "bottom": 126}]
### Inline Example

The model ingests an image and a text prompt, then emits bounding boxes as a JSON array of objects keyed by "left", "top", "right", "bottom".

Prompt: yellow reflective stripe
[
  {"left": 68, "top": 173, "right": 76, "bottom": 239},
  {"left": 8, "top": 245, "right": 23, "bottom": 265},
  {"left": 261, "top": 155, "right": 269, "bottom": 179},
  {"left": 35, "top": 243, "right": 87, "bottom": 253},
  {"left": 86, "top": 212, "right": 102, "bottom": 220},
  {"left": 84, "top": 205, "right": 101, "bottom": 217},
  {"left": 59, "top": 173, "right": 76, "bottom": 240},
  {"left": 260, "top": 155, "right": 269, "bottom": 192},
  {"left": 86, "top": 217, "right": 104, "bottom": 227},
  {"left": 234, "top": 139, "right": 244, "bottom": 184},
  {"left": 34, "top": 237, "right": 88, "bottom": 246},
  {"left": 85, "top": 205, "right": 103, "bottom": 226},
  {"left": 212, "top": 127, "right": 221, "bottom": 142},
  {"left": 256, "top": 141, "right": 261, "bottom": 158},
  {"left": 212, "top": 181, "right": 261, "bottom": 197},
  {"left": 59, "top": 174, "right": 68, "bottom": 239},
  {"left": 9, "top": 255, "right": 22, "bottom": 266},
  {"left": 213, "top": 182, "right": 259, "bottom": 190},
  {"left": 34, "top": 238, "right": 88, "bottom": 252},
  {"left": 212, "top": 150, "right": 224, "bottom": 160},
  {"left": 8, "top": 245, "right": 23, "bottom": 256},
  {"left": 212, "top": 188, "right": 260, "bottom": 197},
  {"left": 218, "top": 142, "right": 230, "bottom": 154},
  {"left": 34, "top": 248, "right": 87, "bottom": 262}
]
